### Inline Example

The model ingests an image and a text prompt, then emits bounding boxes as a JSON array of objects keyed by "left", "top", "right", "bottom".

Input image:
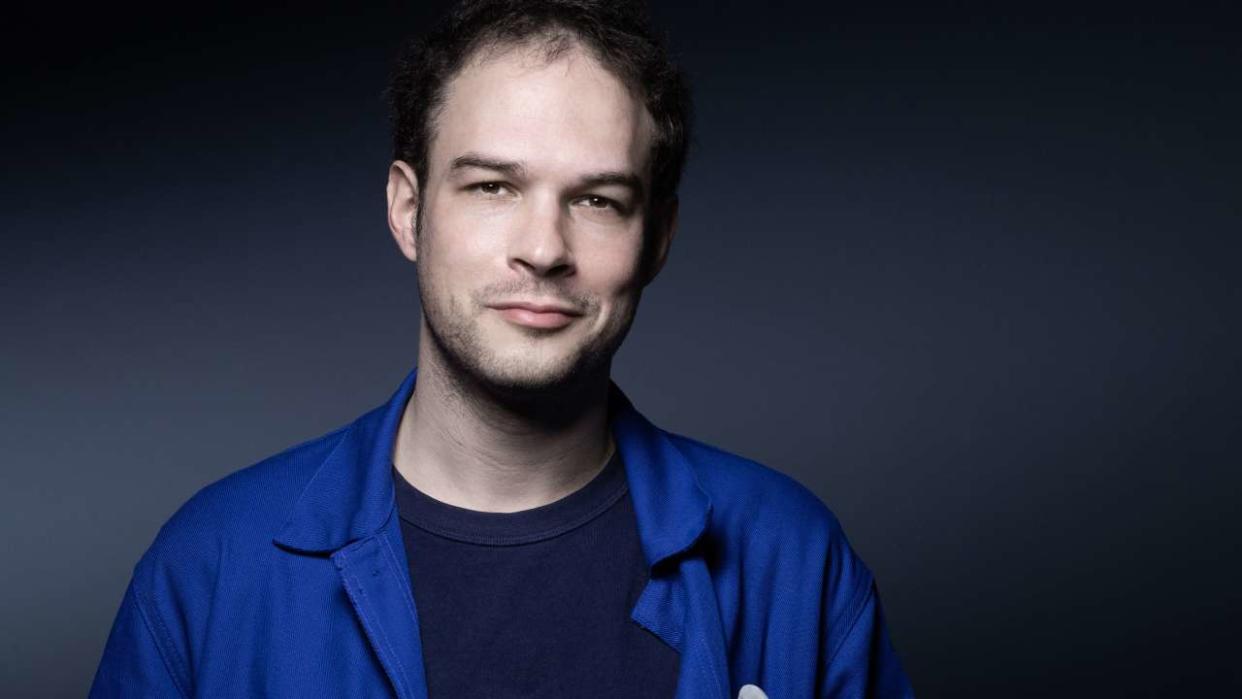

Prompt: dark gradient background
[{"left": 3, "top": 2, "right": 1239, "bottom": 697}]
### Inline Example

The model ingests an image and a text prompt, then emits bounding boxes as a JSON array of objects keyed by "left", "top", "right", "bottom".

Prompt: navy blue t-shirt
[{"left": 392, "top": 448, "right": 680, "bottom": 698}]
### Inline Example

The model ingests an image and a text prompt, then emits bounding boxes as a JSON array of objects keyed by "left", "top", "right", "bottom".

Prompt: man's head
[{"left": 384, "top": 0, "right": 692, "bottom": 399}]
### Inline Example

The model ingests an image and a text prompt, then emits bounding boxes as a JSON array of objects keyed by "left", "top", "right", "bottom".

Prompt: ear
[
  {"left": 641, "top": 196, "right": 679, "bottom": 287},
  {"left": 386, "top": 160, "right": 420, "bottom": 262}
]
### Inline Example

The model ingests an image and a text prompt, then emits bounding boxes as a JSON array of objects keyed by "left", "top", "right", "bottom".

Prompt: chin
[{"left": 477, "top": 351, "right": 593, "bottom": 394}]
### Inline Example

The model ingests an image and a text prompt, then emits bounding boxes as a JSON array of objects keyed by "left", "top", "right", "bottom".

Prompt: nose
[{"left": 508, "top": 191, "right": 573, "bottom": 278}]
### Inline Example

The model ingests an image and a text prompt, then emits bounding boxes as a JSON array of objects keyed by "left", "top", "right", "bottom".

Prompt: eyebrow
[
  {"left": 450, "top": 154, "right": 527, "bottom": 179},
  {"left": 449, "top": 152, "right": 645, "bottom": 200}
]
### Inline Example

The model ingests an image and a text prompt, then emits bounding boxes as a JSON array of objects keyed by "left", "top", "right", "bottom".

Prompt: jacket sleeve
[
  {"left": 820, "top": 579, "right": 915, "bottom": 699},
  {"left": 89, "top": 578, "right": 191, "bottom": 698}
]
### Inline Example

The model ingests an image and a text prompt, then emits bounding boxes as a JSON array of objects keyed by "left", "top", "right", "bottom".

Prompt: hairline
[{"left": 418, "top": 30, "right": 661, "bottom": 202}]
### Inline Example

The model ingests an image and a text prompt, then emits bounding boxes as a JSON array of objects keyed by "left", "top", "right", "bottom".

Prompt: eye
[
  {"left": 576, "top": 194, "right": 620, "bottom": 212},
  {"left": 470, "top": 181, "right": 512, "bottom": 197}
]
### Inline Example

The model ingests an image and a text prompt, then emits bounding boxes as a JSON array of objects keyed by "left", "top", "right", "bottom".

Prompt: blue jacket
[{"left": 91, "top": 367, "right": 914, "bottom": 698}]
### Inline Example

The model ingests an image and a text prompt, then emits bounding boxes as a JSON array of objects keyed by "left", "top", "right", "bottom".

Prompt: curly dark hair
[{"left": 386, "top": 0, "right": 693, "bottom": 220}]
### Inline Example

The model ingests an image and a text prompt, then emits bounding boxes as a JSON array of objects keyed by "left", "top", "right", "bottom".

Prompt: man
[{"left": 91, "top": 1, "right": 913, "bottom": 697}]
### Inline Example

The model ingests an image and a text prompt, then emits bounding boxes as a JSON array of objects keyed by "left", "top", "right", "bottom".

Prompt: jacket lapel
[
  {"left": 610, "top": 387, "right": 732, "bottom": 699},
  {"left": 273, "top": 370, "right": 429, "bottom": 698},
  {"left": 272, "top": 368, "right": 731, "bottom": 698},
  {"left": 332, "top": 521, "right": 428, "bottom": 699}
]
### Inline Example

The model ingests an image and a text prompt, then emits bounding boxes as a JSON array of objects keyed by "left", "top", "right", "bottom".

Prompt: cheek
[
  {"left": 580, "top": 245, "right": 645, "bottom": 330},
  {"left": 580, "top": 234, "right": 645, "bottom": 289},
  {"left": 420, "top": 210, "right": 496, "bottom": 283}
]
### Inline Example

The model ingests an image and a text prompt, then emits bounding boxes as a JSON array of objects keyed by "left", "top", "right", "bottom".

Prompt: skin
[{"left": 385, "top": 39, "right": 678, "bottom": 512}]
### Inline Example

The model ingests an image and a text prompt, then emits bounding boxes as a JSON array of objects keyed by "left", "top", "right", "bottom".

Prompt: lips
[
  {"left": 491, "top": 301, "right": 581, "bottom": 315},
  {"left": 489, "top": 301, "right": 582, "bottom": 330}
]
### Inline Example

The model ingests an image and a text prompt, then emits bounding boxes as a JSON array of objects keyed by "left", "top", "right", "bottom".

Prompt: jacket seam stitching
[
  {"left": 338, "top": 545, "right": 412, "bottom": 699},
  {"left": 380, "top": 533, "right": 420, "bottom": 624},
  {"left": 824, "top": 579, "right": 875, "bottom": 668},
  {"left": 131, "top": 583, "right": 192, "bottom": 699}
]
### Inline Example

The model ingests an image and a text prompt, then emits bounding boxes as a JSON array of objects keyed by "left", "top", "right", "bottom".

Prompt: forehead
[{"left": 430, "top": 40, "right": 656, "bottom": 181}]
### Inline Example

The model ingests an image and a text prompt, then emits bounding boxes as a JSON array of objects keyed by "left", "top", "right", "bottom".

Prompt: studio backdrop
[{"left": 2, "top": 2, "right": 1238, "bottom": 696}]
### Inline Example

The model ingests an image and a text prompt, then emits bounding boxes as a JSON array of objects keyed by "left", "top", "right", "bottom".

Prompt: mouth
[{"left": 487, "top": 301, "right": 582, "bottom": 330}]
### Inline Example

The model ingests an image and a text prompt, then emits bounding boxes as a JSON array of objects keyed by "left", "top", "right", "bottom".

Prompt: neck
[{"left": 392, "top": 332, "right": 615, "bottom": 513}]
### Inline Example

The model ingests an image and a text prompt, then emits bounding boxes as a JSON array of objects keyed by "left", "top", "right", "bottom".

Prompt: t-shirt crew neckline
[{"left": 392, "top": 448, "right": 628, "bottom": 547}]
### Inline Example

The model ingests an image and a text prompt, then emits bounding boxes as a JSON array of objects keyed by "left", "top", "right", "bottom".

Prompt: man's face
[{"left": 398, "top": 41, "right": 671, "bottom": 395}]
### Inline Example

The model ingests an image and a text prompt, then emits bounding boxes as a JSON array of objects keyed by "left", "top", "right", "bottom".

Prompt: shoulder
[
  {"left": 134, "top": 420, "right": 351, "bottom": 580},
  {"left": 663, "top": 430, "right": 873, "bottom": 592},
  {"left": 112, "top": 418, "right": 356, "bottom": 682},
  {"left": 665, "top": 431, "right": 844, "bottom": 540}
]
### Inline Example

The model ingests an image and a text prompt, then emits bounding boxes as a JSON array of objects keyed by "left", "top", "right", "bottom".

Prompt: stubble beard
[{"left": 413, "top": 208, "right": 640, "bottom": 406}]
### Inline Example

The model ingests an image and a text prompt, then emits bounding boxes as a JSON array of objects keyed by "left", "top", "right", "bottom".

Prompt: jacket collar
[{"left": 274, "top": 366, "right": 712, "bottom": 568}]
